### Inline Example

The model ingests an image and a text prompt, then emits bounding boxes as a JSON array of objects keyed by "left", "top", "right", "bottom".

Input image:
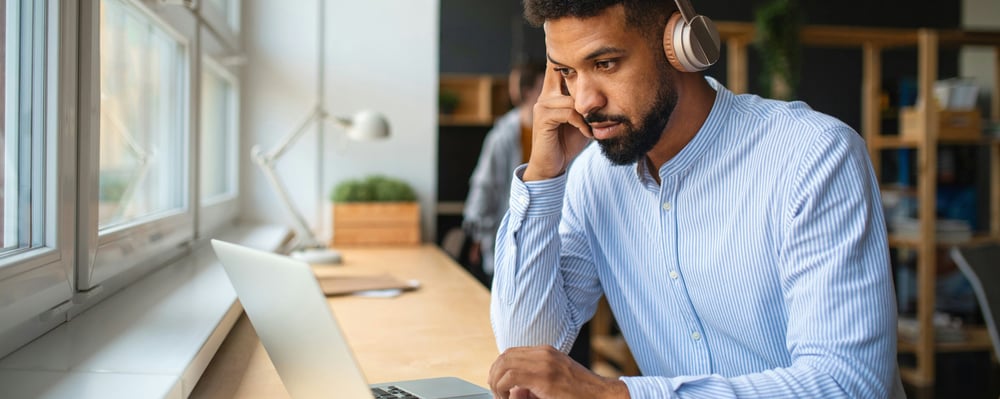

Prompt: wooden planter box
[{"left": 331, "top": 202, "right": 420, "bottom": 246}]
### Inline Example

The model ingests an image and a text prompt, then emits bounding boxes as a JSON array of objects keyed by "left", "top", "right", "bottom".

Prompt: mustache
[{"left": 585, "top": 112, "right": 629, "bottom": 125}]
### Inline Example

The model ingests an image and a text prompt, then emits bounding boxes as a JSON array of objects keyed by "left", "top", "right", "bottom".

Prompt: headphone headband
[
  {"left": 673, "top": 0, "right": 697, "bottom": 23},
  {"left": 663, "top": 0, "right": 720, "bottom": 72}
]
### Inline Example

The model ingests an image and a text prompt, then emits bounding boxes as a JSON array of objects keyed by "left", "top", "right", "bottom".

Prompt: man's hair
[{"left": 523, "top": 0, "right": 673, "bottom": 38}]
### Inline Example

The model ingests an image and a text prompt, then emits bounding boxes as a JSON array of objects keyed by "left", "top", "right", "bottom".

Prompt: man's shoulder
[{"left": 729, "top": 94, "right": 859, "bottom": 144}]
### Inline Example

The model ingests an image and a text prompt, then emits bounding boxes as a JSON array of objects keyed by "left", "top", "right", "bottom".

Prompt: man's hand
[
  {"left": 522, "top": 63, "right": 593, "bottom": 182},
  {"left": 489, "top": 346, "right": 630, "bottom": 399}
]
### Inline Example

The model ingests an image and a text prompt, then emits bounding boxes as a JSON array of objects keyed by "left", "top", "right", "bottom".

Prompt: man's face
[{"left": 544, "top": 4, "right": 677, "bottom": 165}]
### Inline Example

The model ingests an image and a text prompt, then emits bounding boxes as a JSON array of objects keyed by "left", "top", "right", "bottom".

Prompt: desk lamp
[
  {"left": 250, "top": 0, "right": 389, "bottom": 264},
  {"left": 251, "top": 109, "right": 389, "bottom": 263}
]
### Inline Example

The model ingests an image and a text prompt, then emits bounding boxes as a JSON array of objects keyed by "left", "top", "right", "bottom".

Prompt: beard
[{"left": 590, "top": 70, "right": 677, "bottom": 166}]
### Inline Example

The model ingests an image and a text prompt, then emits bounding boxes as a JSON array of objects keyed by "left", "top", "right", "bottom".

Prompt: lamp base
[{"left": 290, "top": 247, "right": 343, "bottom": 265}]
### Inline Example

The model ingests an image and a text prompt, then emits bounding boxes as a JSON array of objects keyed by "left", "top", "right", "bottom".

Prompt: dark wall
[
  {"left": 439, "top": 0, "right": 962, "bottom": 132},
  {"left": 441, "top": 0, "right": 961, "bottom": 74}
]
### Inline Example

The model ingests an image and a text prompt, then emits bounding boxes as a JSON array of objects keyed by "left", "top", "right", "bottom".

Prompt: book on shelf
[
  {"left": 892, "top": 217, "right": 972, "bottom": 244},
  {"left": 898, "top": 313, "right": 967, "bottom": 343}
]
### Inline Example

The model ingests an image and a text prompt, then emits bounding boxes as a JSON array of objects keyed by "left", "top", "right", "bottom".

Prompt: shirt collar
[{"left": 633, "top": 76, "right": 732, "bottom": 184}]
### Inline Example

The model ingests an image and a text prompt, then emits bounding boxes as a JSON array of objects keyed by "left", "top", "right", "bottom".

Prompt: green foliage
[
  {"left": 330, "top": 175, "right": 417, "bottom": 203},
  {"left": 754, "top": 0, "right": 804, "bottom": 100},
  {"left": 439, "top": 90, "right": 460, "bottom": 114}
]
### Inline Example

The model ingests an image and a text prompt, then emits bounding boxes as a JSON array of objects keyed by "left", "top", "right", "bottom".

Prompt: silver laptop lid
[{"left": 211, "top": 239, "right": 372, "bottom": 399}]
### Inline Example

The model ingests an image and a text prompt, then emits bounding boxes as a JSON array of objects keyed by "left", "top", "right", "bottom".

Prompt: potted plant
[
  {"left": 754, "top": 0, "right": 804, "bottom": 100},
  {"left": 329, "top": 175, "right": 420, "bottom": 246},
  {"left": 438, "top": 90, "right": 460, "bottom": 115}
]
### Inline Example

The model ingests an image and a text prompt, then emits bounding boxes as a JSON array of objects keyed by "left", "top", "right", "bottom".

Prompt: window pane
[
  {"left": 200, "top": 62, "right": 235, "bottom": 202},
  {"left": 99, "top": 0, "right": 187, "bottom": 228},
  {"left": 0, "top": 2, "right": 11, "bottom": 251},
  {"left": 2, "top": 0, "right": 19, "bottom": 253}
]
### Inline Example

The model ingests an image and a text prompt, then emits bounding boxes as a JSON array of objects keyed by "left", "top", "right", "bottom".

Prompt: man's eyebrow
[
  {"left": 584, "top": 46, "right": 625, "bottom": 61},
  {"left": 547, "top": 46, "right": 625, "bottom": 66},
  {"left": 546, "top": 53, "right": 566, "bottom": 66}
]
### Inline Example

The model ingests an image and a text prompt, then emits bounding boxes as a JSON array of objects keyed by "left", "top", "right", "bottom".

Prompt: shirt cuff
[
  {"left": 620, "top": 376, "right": 678, "bottom": 399},
  {"left": 509, "top": 164, "right": 567, "bottom": 218}
]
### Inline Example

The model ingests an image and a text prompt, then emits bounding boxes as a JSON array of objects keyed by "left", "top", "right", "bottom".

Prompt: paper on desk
[
  {"left": 317, "top": 274, "right": 420, "bottom": 297},
  {"left": 352, "top": 289, "right": 405, "bottom": 298}
]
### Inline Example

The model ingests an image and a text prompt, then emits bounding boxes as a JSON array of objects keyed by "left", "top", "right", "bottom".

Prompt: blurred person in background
[{"left": 462, "top": 61, "right": 546, "bottom": 286}]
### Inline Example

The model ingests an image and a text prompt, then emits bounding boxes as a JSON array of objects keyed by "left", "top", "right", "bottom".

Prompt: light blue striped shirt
[{"left": 491, "top": 79, "right": 900, "bottom": 398}]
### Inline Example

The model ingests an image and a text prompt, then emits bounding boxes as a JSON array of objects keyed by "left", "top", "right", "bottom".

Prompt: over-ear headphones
[{"left": 663, "top": 0, "right": 720, "bottom": 72}]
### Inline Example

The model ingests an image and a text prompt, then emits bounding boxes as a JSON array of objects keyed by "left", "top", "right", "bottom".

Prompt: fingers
[
  {"left": 525, "top": 63, "right": 593, "bottom": 181},
  {"left": 490, "top": 346, "right": 627, "bottom": 398},
  {"left": 489, "top": 347, "right": 529, "bottom": 398},
  {"left": 488, "top": 346, "right": 561, "bottom": 398},
  {"left": 535, "top": 96, "right": 592, "bottom": 138},
  {"left": 539, "top": 61, "right": 591, "bottom": 137},
  {"left": 541, "top": 61, "right": 567, "bottom": 97}
]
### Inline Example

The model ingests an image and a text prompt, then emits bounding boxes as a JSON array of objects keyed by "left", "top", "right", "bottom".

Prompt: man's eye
[
  {"left": 555, "top": 68, "right": 572, "bottom": 77},
  {"left": 596, "top": 60, "right": 615, "bottom": 70}
]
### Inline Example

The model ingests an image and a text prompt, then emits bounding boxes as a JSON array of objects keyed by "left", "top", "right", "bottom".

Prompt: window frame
[
  {"left": 1, "top": 0, "right": 245, "bottom": 360},
  {"left": 0, "top": 0, "right": 77, "bottom": 356},
  {"left": 76, "top": 0, "right": 196, "bottom": 292},
  {"left": 198, "top": 54, "right": 240, "bottom": 235}
]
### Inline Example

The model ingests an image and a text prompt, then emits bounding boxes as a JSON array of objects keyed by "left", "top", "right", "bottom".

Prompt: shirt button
[
  {"left": 691, "top": 332, "right": 702, "bottom": 341},
  {"left": 662, "top": 202, "right": 672, "bottom": 211},
  {"left": 669, "top": 270, "right": 679, "bottom": 280}
]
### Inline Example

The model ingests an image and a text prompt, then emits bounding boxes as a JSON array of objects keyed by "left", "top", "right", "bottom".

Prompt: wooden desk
[{"left": 190, "top": 245, "right": 497, "bottom": 398}]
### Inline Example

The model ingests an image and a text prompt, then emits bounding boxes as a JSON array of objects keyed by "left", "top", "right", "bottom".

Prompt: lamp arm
[
  {"left": 259, "top": 106, "right": 328, "bottom": 162},
  {"left": 332, "top": 116, "right": 351, "bottom": 129},
  {"left": 251, "top": 146, "right": 323, "bottom": 249}
]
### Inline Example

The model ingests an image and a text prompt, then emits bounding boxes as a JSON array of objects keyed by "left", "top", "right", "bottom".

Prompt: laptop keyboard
[{"left": 371, "top": 385, "right": 422, "bottom": 399}]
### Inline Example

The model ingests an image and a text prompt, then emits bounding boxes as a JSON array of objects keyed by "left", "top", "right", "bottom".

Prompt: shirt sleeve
[
  {"left": 490, "top": 163, "right": 603, "bottom": 353},
  {"left": 619, "top": 127, "right": 899, "bottom": 398}
]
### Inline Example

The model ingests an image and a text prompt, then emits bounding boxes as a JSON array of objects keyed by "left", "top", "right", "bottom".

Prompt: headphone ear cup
[{"left": 662, "top": 12, "right": 689, "bottom": 73}]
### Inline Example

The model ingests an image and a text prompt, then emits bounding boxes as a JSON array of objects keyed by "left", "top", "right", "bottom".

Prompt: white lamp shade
[{"left": 345, "top": 110, "right": 390, "bottom": 141}]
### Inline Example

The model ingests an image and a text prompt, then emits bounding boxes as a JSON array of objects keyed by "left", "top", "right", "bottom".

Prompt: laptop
[{"left": 210, "top": 239, "right": 493, "bottom": 399}]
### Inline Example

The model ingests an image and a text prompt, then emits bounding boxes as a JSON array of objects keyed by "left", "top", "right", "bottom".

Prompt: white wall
[
  {"left": 960, "top": 0, "right": 999, "bottom": 100},
  {"left": 241, "top": 0, "right": 439, "bottom": 242}
]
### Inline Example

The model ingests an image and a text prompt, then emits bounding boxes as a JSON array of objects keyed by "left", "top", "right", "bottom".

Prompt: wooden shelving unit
[
  {"left": 438, "top": 74, "right": 509, "bottom": 126},
  {"left": 717, "top": 23, "right": 1000, "bottom": 387},
  {"left": 861, "top": 29, "right": 1000, "bottom": 387}
]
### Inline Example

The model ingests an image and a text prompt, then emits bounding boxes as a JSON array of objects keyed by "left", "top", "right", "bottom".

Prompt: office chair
[{"left": 949, "top": 244, "right": 1000, "bottom": 361}]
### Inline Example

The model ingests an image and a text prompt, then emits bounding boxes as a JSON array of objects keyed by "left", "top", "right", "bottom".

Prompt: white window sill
[{"left": 0, "top": 223, "right": 289, "bottom": 399}]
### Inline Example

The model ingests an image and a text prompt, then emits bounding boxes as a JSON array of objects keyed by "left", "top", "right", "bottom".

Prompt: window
[
  {"left": 200, "top": 58, "right": 238, "bottom": 205},
  {"left": 0, "top": 0, "right": 243, "bottom": 360},
  {"left": 98, "top": 0, "right": 187, "bottom": 229},
  {"left": 0, "top": 0, "right": 75, "bottom": 357},
  {"left": 2, "top": 0, "right": 14, "bottom": 252},
  {"left": 197, "top": 1, "right": 241, "bottom": 235},
  {"left": 2, "top": 0, "right": 32, "bottom": 256},
  {"left": 75, "top": 0, "right": 197, "bottom": 292}
]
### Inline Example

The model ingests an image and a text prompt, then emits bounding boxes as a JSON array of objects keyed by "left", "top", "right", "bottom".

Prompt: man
[
  {"left": 463, "top": 61, "right": 546, "bottom": 283},
  {"left": 487, "top": 1, "right": 901, "bottom": 398}
]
